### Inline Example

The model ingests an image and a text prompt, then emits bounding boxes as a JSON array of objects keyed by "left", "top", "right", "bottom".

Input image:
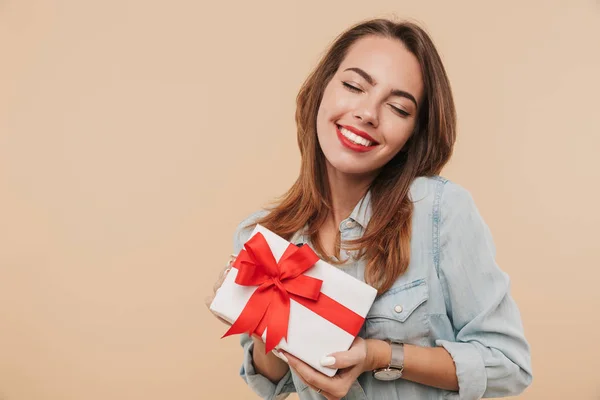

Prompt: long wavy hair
[{"left": 252, "top": 18, "right": 456, "bottom": 294}]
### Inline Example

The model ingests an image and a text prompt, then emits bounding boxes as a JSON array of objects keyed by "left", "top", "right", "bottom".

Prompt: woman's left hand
[{"left": 281, "top": 337, "right": 370, "bottom": 400}]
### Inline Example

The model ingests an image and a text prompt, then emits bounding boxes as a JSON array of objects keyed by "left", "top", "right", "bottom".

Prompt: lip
[
  {"left": 337, "top": 124, "right": 379, "bottom": 144},
  {"left": 335, "top": 125, "right": 378, "bottom": 153}
]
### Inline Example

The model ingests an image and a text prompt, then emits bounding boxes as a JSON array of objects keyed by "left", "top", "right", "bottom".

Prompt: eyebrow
[{"left": 344, "top": 67, "right": 418, "bottom": 109}]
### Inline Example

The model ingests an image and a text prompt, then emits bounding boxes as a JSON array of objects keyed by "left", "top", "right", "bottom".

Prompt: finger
[
  {"left": 220, "top": 263, "right": 232, "bottom": 279},
  {"left": 288, "top": 365, "right": 334, "bottom": 399},
  {"left": 271, "top": 349, "right": 289, "bottom": 363},
  {"left": 204, "top": 297, "right": 232, "bottom": 326},
  {"left": 302, "top": 382, "right": 335, "bottom": 400},
  {"left": 320, "top": 349, "right": 363, "bottom": 369},
  {"left": 282, "top": 351, "right": 336, "bottom": 394},
  {"left": 320, "top": 337, "right": 366, "bottom": 369},
  {"left": 227, "top": 253, "right": 237, "bottom": 266},
  {"left": 213, "top": 265, "right": 231, "bottom": 293},
  {"left": 204, "top": 295, "right": 213, "bottom": 309},
  {"left": 213, "top": 268, "right": 227, "bottom": 291},
  {"left": 302, "top": 382, "right": 339, "bottom": 400}
]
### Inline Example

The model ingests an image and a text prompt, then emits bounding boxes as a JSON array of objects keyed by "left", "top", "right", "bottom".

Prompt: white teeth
[{"left": 339, "top": 126, "right": 372, "bottom": 147}]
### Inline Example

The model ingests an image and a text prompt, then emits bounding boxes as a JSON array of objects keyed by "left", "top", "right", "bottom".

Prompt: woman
[{"left": 207, "top": 18, "right": 532, "bottom": 400}]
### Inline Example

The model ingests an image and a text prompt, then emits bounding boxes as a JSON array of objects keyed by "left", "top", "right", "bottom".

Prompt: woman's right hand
[
  {"left": 204, "top": 254, "right": 236, "bottom": 326},
  {"left": 205, "top": 253, "right": 289, "bottom": 379}
]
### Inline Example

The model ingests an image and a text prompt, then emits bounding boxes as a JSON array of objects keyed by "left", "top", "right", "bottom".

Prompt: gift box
[{"left": 210, "top": 224, "right": 377, "bottom": 377}]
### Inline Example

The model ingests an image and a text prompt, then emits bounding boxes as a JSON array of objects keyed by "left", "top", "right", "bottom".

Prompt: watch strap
[
  {"left": 389, "top": 342, "right": 405, "bottom": 370},
  {"left": 372, "top": 341, "right": 404, "bottom": 381}
]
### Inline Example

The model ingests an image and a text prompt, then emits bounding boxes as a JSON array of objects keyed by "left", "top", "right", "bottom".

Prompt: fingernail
[
  {"left": 272, "top": 349, "right": 289, "bottom": 363},
  {"left": 320, "top": 356, "right": 336, "bottom": 366}
]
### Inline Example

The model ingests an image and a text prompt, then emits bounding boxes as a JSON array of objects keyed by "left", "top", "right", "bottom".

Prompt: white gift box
[{"left": 210, "top": 224, "right": 377, "bottom": 377}]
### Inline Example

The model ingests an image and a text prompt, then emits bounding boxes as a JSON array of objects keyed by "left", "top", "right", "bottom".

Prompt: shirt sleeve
[
  {"left": 232, "top": 211, "right": 296, "bottom": 399},
  {"left": 239, "top": 333, "right": 296, "bottom": 399},
  {"left": 434, "top": 181, "right": 533, "bottom": 399}
]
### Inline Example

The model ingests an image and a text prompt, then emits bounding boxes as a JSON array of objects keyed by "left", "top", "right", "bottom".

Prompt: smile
[{"left": 335, "top": 124, "right": 379, "bottom": 152}]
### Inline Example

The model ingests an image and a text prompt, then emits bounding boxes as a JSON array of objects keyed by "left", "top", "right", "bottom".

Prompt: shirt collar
[
  {"left": 348, "top": 189, "right": 372, "bottom": 228},
  {"left": 295, "top": 189, "right": 373, "bottom": 244}
]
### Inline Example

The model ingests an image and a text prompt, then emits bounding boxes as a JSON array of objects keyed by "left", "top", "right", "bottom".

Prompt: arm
[
  {"left": 345, "top": 181, "right": 534, "bottom": 396},
  {"left": 239, "top": 333, "right": 295, "bottom": 399},
  {"left": 325, "top": 182, "right": 532, "bottom": 398},
  {"left": 365, "top": 340, "right": 459, "bottom": 391},
  {"left": 432, "top": 181, "right": 533, "bottom": 398},
  {"left": 250, "top": 335, "right": 290, "bottom": 382},
  {"left": 284, "top": 336, "right": 459, "bottom": 400},
  {"left": 281, "top": 182, "right": 532, "bottom": 400}
]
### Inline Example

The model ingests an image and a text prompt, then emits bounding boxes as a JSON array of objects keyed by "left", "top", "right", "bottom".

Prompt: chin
[
  {"left": 325, "top": 155, "right": 378, "bottom": 176},
  {"left": 318, "top": 133, "right": 383, "bottom": 176}
]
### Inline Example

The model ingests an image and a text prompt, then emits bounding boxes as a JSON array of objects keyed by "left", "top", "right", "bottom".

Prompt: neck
[{"left": 325, "top": 160, "right": 377, "bottom": 228}]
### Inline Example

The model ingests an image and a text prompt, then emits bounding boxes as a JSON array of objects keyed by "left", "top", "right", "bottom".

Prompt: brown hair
[{"left": 253, "top": 18, "right": 456, "bottom": 294}]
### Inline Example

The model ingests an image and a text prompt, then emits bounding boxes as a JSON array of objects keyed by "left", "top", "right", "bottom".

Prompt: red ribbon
[{"left": 222, "top": 232, "right": 365, "bottom": 353}]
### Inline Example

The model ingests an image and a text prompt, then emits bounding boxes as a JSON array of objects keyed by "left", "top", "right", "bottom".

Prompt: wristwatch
[{"left": 373, "top": 342, "right": 404, "bottom": 381}]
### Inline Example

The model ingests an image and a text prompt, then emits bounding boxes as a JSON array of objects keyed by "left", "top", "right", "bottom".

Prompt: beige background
[{"left": 1, "top": 1, "right": 599, "bottom": 399}]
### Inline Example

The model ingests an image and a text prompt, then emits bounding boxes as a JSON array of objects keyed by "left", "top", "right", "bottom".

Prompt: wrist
[
  {"left": 251, "top": 333, "right": 264, "bottom": 345},
  {"left": 251, "top": 335, "right": 267, "bottom": 356},
  {"left": 365, "top": 339, "right": 392, "bottom": 371},
  {"left": 249, "top": 335, "right": 289, "bottom": 383}
]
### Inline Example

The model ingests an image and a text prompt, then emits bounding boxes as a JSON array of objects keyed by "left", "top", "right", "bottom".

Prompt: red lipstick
[
  {"left": 335, "top": 124, "right": 378, "bottom": 153},
  {"left": 338, "top": 124, "right": 378, "bottom": 143}
]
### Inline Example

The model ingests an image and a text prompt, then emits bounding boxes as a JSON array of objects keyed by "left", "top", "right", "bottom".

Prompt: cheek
[
  {"left": 317, "top": 98, "right": 334, "bottom": 124},
  {"left": 382, "top": 123, "right": 414, "bottom": 150},
  {"left": 320, "top": 87, "right": 352, "bottom": 119},
  {"left": 316, "top": 106, "right": 328, "bottom": 137}
]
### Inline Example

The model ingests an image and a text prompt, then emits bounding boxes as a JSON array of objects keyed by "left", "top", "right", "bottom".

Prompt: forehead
[{"left": 339, "top": 35, "right": 423, "bottom": 101}]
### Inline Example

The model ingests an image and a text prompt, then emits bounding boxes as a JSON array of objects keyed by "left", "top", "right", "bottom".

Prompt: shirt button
[
  {"left": 345, "top": 220, "right": 355, "bottom": 228},
  {"left": 394, "top": 305, "right": 403, "bottom": 313}
]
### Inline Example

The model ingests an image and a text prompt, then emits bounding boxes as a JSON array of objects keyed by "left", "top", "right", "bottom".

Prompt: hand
[
  {"left": 204, "top": 255, "right": 286, "bottom": 362},
  {"left": 204, "top": 254, "right": 236, "bottom": 326},
  {"left": 281, "top": 337, "right": 370, "bottom": 400}
]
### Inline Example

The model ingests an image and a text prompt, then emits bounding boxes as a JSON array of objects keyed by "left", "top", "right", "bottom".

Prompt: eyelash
[{"left": 342, "top": 82, "right": 410, "bottom": 117}]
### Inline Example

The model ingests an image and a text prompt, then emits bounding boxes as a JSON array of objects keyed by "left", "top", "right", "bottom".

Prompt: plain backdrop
[{"left": 1, "top": 1, "right": 599, "bottom": 399}]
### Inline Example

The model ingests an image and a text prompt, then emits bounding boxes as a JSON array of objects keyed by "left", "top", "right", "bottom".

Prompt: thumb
[{"left": 320, "top": 349, "right": 363, "bottom": 369}]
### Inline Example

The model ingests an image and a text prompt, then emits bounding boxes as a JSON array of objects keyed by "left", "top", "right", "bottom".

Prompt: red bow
[{"left": 222, "top": 232, "right": 322, "bottom": 352}]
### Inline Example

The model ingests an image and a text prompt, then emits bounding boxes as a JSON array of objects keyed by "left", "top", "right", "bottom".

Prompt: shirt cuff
[
  {"left": 435, "top": 339, "right": 487, "bottom": 400},
  {"left": 240, "top": 336, "right": 294, "bottom": 399}
]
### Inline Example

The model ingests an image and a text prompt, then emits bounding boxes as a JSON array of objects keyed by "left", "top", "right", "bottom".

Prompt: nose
[{"left": 352, "top": 99, "right": 379, "bottom": 128}]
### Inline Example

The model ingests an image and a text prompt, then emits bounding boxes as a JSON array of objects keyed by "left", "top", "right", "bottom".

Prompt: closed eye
[
  {"left": 390, "top": 105, "right": 410, "bottom": 117},
  {"left": 344, "top": 81, "right": 410, "bottom": 117},
  {"left": 342, "top": 81, "right": 362, "bottom": 93}
]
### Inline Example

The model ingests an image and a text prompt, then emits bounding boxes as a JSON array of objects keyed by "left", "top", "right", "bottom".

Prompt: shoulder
[
  {"left": 431, "top": 178, "right": 494, "bottom": 254},
  {"left": 232, "top": 208, "right": 271, "bottom": 254},
  {"left": 409, "top": 175, "right": 446, "bottom": 203},
  {"left": 410, "top": 176, "right": 484, "bottom": 244},
  {"left": 410, "top": 175, "right": 476, "bottom": 214},
  {"left": 438, "top": 179, "right": 482, "bottom": 226}
]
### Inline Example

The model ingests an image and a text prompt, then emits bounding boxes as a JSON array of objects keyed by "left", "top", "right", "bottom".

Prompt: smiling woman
[
  {"left": 206, "top": 18, "right": 532, "bottom": 400},
  {"left": 317, "top": 35, "right": 423, "bottom": 176}
]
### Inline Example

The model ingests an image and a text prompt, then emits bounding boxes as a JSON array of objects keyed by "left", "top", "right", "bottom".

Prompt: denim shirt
[{"left": 233, "top": 176, "right": 532, "bottom": 400}]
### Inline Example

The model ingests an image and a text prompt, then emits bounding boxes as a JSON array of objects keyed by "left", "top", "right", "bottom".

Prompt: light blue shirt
[{"left": 233, "top": 176, "right": 532, "bottom": 400}]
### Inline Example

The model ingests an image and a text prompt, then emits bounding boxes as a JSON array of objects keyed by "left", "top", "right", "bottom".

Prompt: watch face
[{"left": 374, "top": 369, "right": 402, "bottom": 381}]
